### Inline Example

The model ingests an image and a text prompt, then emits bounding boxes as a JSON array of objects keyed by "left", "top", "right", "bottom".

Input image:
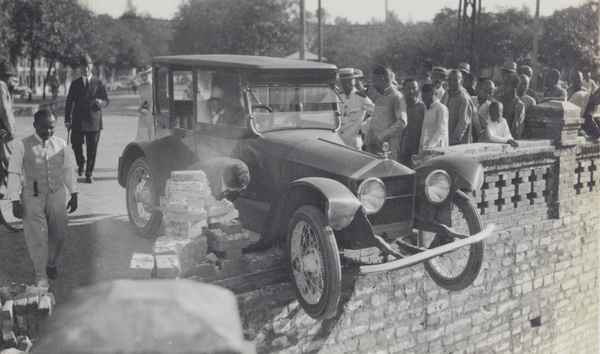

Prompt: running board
[{"left": 359, "top": 223, "right": 495, "bottom": 275}]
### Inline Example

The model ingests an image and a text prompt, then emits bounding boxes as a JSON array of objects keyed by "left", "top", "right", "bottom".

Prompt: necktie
[{"left": 85, "top": 77, "right": 89, "bottom": 89}]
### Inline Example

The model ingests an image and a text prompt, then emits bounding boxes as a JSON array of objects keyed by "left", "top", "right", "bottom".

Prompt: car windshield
[{"left": 249, "top": 85, "right": 340, "bottom": 133}]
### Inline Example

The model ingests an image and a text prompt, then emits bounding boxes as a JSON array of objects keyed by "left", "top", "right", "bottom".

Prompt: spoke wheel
[
  {"left": 0, "top": 198, "right": 23, "bottom": 232},
  {"left": 126, "top": 157, "right": 162, "bottom": 238},
  {"left": 287, "top": 205, "right": 341, "bottom": 320},
  {"left": 419, "top": 190, "right": 484, "bottom": 291}
]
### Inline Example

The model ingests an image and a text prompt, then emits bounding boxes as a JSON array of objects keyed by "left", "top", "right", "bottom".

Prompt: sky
[{"left": 86, "top": 0, "right": 588, "bottom": 23}]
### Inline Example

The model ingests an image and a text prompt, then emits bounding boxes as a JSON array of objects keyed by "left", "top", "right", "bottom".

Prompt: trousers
[
  {"left": 71, "top": 130, "right": 101, "bottom": 177},
  {"left": 22, "top": 185, "right": 67, "bottom": 281}
]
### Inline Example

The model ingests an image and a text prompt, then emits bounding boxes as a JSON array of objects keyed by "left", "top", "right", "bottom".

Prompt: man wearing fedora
[
  {"left": 0, "top": 61, "right": 18, "bottom": 183},
  {"left": 458, "top": 62, "right": 476, "bottom": 96},
  {"left": 493, "top": 61, "right": 518, "bottom": 101},
  {"left": 135, "top": 65, "right": 153, "bottom": 141},
  {"left": 65, "top": 54, "right": 109, "bottom": 183},
  {"left": 337, "top": 68, "right": 374, "bottom": 149},
  {"left": 430, "top": 66, "right": 448, "bottom": 101}
]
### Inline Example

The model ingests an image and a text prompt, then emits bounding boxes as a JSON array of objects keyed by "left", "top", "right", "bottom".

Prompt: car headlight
[
  {"left": 424, "top": 170, "right": 451, "bottom": 204},
  {"left": 357, "top": 178, "right": 386, "bottom": 214}
]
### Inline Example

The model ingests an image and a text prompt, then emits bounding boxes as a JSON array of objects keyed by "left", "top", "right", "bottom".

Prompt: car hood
[{"left": 263, "top": 130, "right": 414, "bottom": 186}]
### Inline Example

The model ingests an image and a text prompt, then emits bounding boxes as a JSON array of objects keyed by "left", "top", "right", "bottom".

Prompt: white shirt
[
  {"left": 420, "top": 100, "right": 448, "bottom": 150},
  {"left": 338, "top": 89, "right": 374, "bottom": 148},
  {"left": 7, "top": 133, "right": 79, "bottom": 200},
  {"left": 480, "top": 117, "right": 513, "bottom": 144}
]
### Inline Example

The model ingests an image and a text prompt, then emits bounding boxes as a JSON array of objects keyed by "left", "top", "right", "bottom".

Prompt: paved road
[{"left": 0, "top": 92, "right": 155, "bottom": 305}]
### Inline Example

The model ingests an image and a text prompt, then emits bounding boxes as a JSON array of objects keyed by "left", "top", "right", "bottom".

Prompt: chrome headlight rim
[
  {"left": 357, "top": 177, "right": 386, "bottom": 214},
  {"left": 424, "top": 170, "right": 451, "bottom": 205}
]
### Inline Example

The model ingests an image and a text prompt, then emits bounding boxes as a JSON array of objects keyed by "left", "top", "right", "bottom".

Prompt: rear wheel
[
  {"left": 419, "top": 190, "right": 484, "bottom": 291},
  {"left": 287, "top": 205, "right": 341, "bottom": 320},
  {"left": 126, "top": 157, "right": 162, "bottom": 238}
]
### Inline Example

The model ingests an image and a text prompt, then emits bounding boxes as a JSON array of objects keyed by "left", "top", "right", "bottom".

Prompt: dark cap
[
  {"left": 0, "top": 61, "right": 17, "bottom": 77},
  {"left": 373, "top": 64, "right": 388, "bottom": 76}
]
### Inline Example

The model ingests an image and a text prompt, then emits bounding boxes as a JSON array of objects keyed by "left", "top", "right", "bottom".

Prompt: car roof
[{"left": 153, "top": 54, "right": 337, "bottom": 70}]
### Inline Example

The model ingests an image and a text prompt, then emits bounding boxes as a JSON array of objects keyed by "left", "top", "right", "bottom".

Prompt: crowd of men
[{"left": 336, "top": 59, "right": 600, "bottom": 165}]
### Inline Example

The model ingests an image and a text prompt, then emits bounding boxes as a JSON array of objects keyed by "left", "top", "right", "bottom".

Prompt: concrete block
[
  {"left": 153, "top": 237, "right": 177, "bottom": 255},
  {"left": 208, "top": 229, "right": 251, "bottom": 252},
  {"left": 206, "top": 199, "right": 235, "bottom": 218},
  {"left": 37, "top": 295, "right": 54, "bottom": 318},
  {"left": 16, "top": 335, "right": 33, "bottom": 352},
  {"left": 164, "top": 209, "right": 208, "bottom": 223},
  {"left": 129, "top": 253, "right": 155, "bottom": 279},
  {"left": 155, "top": 255, "right": 181, "bottom": 278},
  {"left": 25, "top": 296, "right": 38, "bottom": 313},
  {"left": 1, "top": 300, "right": 14, "bottom": 322},
  {"left": 2, "top": 328, "right": 17, "bottom": 347},
  {"left": 208, "top": 210, "right": 239, "bottom": 226},
  {"left": 215, "top": 249, "right": 243, "bottom": 260},
  {"left": 15, "top": 315, "right": 27, "bottom": 336},
  {"left": 192, "top": 262, "right": 217, "bottom": 278},
  {"left": 166, "top": 200, "right": 189, "bottom": 213},
  {"left": 13, "top": 298, "right": 27, "bottom": 316},
  {"left": 170, "top": 170, "right": 207, "bottom": 182}
]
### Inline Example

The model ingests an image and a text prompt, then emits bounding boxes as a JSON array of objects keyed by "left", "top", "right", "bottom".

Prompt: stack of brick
[
  {"left": 0, "top": 285, "right": 54, "bottom": 351},
  {"left": 129, "top": 169, "right": 284, "bottom": 283}
]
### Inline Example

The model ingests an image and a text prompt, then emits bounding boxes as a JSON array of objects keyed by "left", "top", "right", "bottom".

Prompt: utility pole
[
  {"left": 300, "top": 0, "right": 306, "bottom": 60},
  {"left": 318, "top": 0, "right": 323, "bottom": 62},
  {"left": 532, "top": 0, "right": 540, "bottom": 89}
]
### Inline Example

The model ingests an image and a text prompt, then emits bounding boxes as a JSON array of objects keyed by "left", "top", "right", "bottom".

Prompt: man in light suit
[
  {"left": 65, "top": 54, "right": 109, "bottom": 183},
  {"left": 8, "top": 109, "right": 79, "bottom": 288}
]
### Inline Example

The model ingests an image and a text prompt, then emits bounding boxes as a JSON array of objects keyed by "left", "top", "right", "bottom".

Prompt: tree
[
  {"left": 539, "top": 1, "right": 599, "bottom": 76},
  {"left": 171, "top": 0, "right": 299, "bottom": 57}
]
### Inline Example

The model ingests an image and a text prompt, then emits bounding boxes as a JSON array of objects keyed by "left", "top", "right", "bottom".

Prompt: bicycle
[{"left": 0, "top": 172, "right": 23, "bottom": 232}]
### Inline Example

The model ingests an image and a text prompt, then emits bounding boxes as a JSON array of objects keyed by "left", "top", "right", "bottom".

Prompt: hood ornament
[{"left": 380, "top": 142, "right": 390, "bottom": 160}]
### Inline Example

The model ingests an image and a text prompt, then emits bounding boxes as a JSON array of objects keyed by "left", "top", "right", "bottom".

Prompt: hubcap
[{"left": 290, "top": 220, "right": 324, "bottom": 305}]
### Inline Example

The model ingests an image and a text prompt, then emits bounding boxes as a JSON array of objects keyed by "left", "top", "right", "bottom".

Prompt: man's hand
[
  {"left": 507, "top": 139, "right": 519, "bottom": 148},
  {"left": 67, "top": 193, "right": 78, "bottom": 213},
  {"left": 12, "top": 201, "right": 23, "bottom": 219},
  {"left": 0, "top": 129, "right": 8, "bottom": 140}
]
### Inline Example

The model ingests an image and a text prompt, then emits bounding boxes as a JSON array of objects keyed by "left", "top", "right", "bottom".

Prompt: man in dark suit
[
  {"left": 207, "top": 87, "right": 244, "bottom": 127},
  {"left": 64, "top": 54, "right": 109, "bottom": 183}
]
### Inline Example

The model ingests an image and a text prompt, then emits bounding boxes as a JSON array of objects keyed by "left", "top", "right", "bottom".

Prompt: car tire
[
  {"left": 419, "top": 190, "right": 485, "bottom": 291},
  {"left": 126, "top": 157, "right": 162, "bottom": 238},
  {"left": 287, "top": 205, "right": 341, "bottom": 320}
]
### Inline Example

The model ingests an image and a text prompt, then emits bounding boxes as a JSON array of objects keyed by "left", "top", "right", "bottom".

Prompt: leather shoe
[
  {"left": 86, "top": 176, "right": 94, "bottom": 183},
  {"left": 46, "top": 265, "right": 58, "bottom": 280},
  {"left": 78, "top": 165, "right": 84, "bottom": 176}
]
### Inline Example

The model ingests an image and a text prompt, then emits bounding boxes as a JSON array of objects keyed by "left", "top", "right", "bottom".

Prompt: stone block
[
  {"left": 16, "top": 335, "right": 33, "bottom": 352},
  {"left": 155, "top": 255, "right": 181, "bottom": 278},
  {"left": 208, "top": 210, "right": 239, "bottom": 226},
  {"left": 153, "top": 236, "right": 177, "bottom": 255},
  {"left": 164, "top": 209, "right": 208, "bottom": 223},
  {"left": 25, "top": 296, "right": 38, "bottom": 313},
  {"left": 192, "top": 262, "right": 217, "bottom": 278},
  {"left": 220, "top": 219, "right": 244, "bottom": 234},
  {"left": 216, "top": 258, "right": 249, "bottom": 273},
  {"left": 208, "top": 229, "right": 251, "bottom": 252},
  {"left": 166, "top": 200, "right": 189, "bottom": 213},
  {"left": 129, "top": 253, "right": 155, "bottom": 279},
  {"left": 206, "top": 199, "right": 236, "bottom": 218},
  {"left": 2, "top": 328, "right": 17, "bottom": 347},
  {"left": 13, "top": 298, "right": 27, "bottom": 316},
  {"left": 170, "top": 170, "right": 207, "bottom": 182},
  {"left": 247, "top": 230, "right": 261, "bottom": 244},
  {"left": 215, "top": 249, "right": 243, "bottom": 260},
  {"left": 37, "top": 295, "right": 54, "bottom": 318},
  {"left": 15, "top": 315, "right": 27, "bottom": 336},
  {"left": 1, "top": 300, "right": 14, "bottom": 322}
]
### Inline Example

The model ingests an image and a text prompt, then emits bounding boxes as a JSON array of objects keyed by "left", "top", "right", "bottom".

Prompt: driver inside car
[{"left": 207, "top": 87, "right": 244, "bottom": 127}]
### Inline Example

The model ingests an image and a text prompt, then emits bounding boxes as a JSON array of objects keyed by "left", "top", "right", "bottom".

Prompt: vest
[{"left": 22, "top": 135, "right": 65, "bottom": 194}]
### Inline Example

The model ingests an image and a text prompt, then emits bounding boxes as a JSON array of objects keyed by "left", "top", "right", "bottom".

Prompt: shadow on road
[{"left": 0, "top": 215, "right": 155, "bottom": 306}]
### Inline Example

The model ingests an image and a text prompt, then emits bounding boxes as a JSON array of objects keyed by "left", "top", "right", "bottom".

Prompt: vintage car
[{"left": 118, "top": 55, "right": 495, "bottom": 320}]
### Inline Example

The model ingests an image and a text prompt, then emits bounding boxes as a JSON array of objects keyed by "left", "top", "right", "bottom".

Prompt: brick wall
[{"left": 241, "top": 102, "right": 599, "bottom": 353}]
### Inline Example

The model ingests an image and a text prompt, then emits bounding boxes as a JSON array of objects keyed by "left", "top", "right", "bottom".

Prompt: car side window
[
  {"left": 172, "top": 71, "right": 194, "bottom": 129},
  {"left": 195, "top": 70, "right": 245, "bottom": 129},
  {"left": 155, "top": 65, "right": 170, "bottom": 130}
]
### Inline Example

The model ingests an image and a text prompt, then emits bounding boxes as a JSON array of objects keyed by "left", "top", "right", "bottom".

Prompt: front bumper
[{"left": 358, "top": 223, "right": 495, "bottom": 275}]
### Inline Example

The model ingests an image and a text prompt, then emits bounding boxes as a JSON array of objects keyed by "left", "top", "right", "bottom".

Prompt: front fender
[
  {"left": 289, "top": 177, "right": 363, "bottom": 230},
  {"left": 414, "top": 155, "right": 484, "bottom": 192},
  {"left": 118, "top": 136, "right": 199, "bottom": 198},
  {"left": 258, "top": 177, "right": 362, "bottom": 249}
]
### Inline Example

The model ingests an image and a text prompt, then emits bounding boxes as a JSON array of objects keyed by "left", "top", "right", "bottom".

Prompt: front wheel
[
  {"left": 287, "top": 205, "right": 341, "bottom": 320},
  {"left": 419, "top": 190, "right": 484, "bottom": 291},
  {"left": 126, "top": 157, "right": 162, "bottom": 238}
]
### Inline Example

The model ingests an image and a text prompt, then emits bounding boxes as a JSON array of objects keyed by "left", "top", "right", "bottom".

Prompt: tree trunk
[
  {"left": 42, "top": 60, "right": 54, "bottom": 100},
  {"left": 29, "top": 53, "right": 36, "bottom": 97}
]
